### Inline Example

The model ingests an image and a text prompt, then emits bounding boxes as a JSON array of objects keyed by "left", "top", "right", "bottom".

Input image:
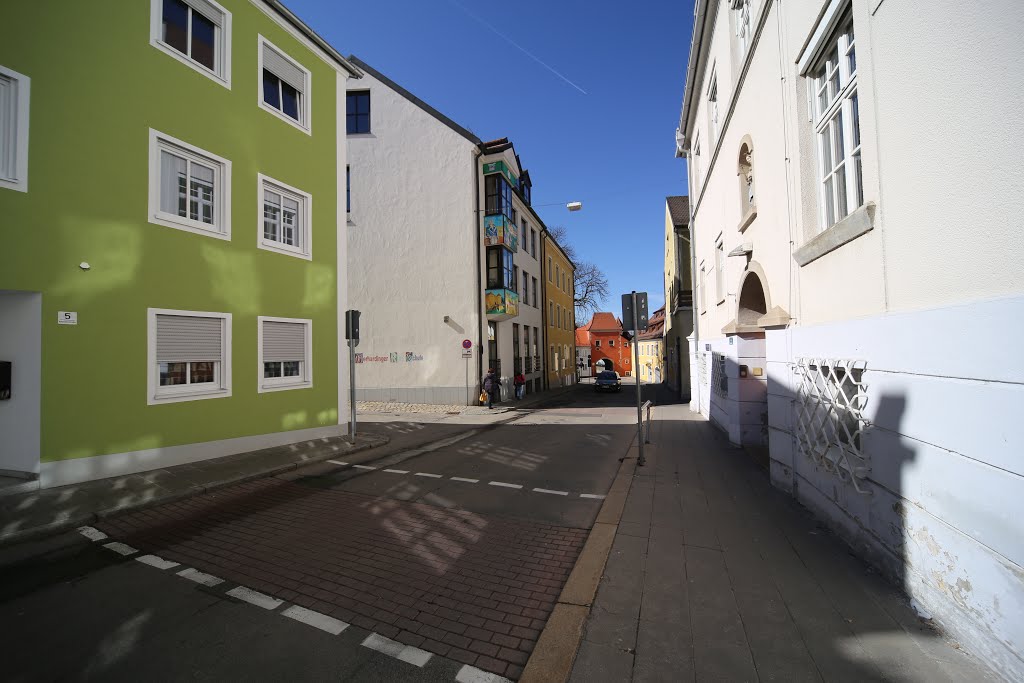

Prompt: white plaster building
[
  {"left": 346, "top": 58, "right": 547, "bottom": 404},
  {"left": 676, "top": 0, "right": 1024, "bottom": 678}
]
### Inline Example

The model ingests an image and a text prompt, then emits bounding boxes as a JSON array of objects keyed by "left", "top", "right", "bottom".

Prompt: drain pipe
[{"left": 474, "top": 148, "right": 484, "bottom": 398}]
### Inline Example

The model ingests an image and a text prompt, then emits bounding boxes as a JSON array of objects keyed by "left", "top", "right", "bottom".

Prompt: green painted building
[{"left": 0, "top": 0, "right": 361, "bottom": 489}]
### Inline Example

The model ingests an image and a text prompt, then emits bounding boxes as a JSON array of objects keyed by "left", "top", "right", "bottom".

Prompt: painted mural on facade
[{"left": 484, "top": 215, "right": 519, "bottom": 252}]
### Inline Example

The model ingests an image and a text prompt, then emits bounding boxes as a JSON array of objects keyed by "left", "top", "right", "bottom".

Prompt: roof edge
[
  {"left": 263, "top": 0, "right": 362, "bottom": 77},
  {"left": 347, "top": 56, "right": 481, "bottom": 145}
]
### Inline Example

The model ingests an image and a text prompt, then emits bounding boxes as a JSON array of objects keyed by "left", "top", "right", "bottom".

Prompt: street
[{"left": 0, "top": 385, "right": 651, "bottom": 682}]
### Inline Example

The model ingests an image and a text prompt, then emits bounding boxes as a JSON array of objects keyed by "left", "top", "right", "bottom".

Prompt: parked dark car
[{"left": 594, "top": 371, "right": 621, "bottom": 392}]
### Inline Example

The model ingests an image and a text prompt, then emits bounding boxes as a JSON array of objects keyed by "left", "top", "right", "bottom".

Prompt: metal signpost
[
  {"left": 462, "top": 339, "right": 473, "bottom": 404},
  {"left": 622, "top": 291, "right": 649, "bottom": 465},
  {"left": 345, "top": 310, "right": 360, "bottom": 442}
]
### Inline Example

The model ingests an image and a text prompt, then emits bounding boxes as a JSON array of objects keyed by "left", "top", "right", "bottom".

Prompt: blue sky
[{"left": 287, "top": 0, "right": 694, "bottom": 317}]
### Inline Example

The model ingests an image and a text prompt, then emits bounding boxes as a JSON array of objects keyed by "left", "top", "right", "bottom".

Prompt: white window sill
[
  {"left": 150, "top": 213, "right": 230, "bottom": 240},
  {"left": 259, "top": 101, "right": 311, "bottom": 135},
  {"left": 259, "top": 239, "right": 311, "bottom": 261},
  {"left": 793, "top": 202, "right": 876, "bottom": 266},
  {"left": 0, "top": 176, "right": 28, "bottom": 193},
  {"left": 150, "top": 39, "right": 231, "bottom": 89},
  {"left": 259, "top": 380, "right": 312, "bottom": 394},
  {"left": 738, "top": 204, "right": 757, "bottom": 232},
  {"left": 149, "top": 387, "right": 231, "bottom": 405}
]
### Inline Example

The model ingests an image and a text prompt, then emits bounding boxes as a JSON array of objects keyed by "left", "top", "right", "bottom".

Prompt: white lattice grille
[
  {"left": 794, "top": 358, "right": 870, "bottom": 493},
  {"left": 697, "top": 353, "right": 708, "bottom": 389},
  {"left": 711, "top": 352, "right": 728, "bottom": 399}
]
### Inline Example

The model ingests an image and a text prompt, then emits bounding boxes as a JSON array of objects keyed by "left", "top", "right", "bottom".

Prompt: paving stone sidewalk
[
  {"left": 569, "top": 400, "right": 999, "bottom": 683},
  {"left": 0, "top": 433, "right": 387, "bottom": 548}
]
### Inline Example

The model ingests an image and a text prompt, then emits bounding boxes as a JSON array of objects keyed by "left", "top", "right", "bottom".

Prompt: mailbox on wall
[{"left": 0, "top": 361, "right": 11, "bottom": 400}]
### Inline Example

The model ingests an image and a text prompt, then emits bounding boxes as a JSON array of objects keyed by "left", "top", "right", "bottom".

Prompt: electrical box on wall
[{"left": 0, "top": 361, "right": 11, "bottom": 400}]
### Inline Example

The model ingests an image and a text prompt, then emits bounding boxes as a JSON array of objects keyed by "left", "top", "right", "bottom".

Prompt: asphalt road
[{"left": 0, "top": 384, "right": 659, "bottom": 682}]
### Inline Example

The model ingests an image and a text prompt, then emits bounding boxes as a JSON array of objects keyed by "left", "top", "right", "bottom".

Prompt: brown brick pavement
[{"left": 97, "top": 477, "right": 588, "bottom": 679}]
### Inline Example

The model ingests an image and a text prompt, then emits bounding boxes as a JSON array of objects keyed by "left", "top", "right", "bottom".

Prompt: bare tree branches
[{"left": 547, "top": 225, "right": 609, "bottom": 321}]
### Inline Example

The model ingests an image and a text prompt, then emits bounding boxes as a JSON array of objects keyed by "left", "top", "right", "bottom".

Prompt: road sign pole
[
  {"left": 632, "top": 291, "right": 645, "bottom": 466},
  {"left": 349, "top": 337, "right": 357, "bottom": 443}
]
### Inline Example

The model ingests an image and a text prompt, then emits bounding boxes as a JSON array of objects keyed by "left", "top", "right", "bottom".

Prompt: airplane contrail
[{"left": 447, "top": 0, "right": 588, "bottom": 95}]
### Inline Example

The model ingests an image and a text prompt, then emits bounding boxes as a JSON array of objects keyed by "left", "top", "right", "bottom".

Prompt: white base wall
[
  {"left": 40, "top": 423, "right": 346, "bottom": 489},
  {"left": 692, "top": 294, "right": 1024, "bottom": 681},
  {"left": 0, "top": 291, "right": 41, "bottom": 477}
]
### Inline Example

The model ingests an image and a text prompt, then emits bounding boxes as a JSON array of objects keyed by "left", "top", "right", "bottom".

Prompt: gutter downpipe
[
  {"left": 540, "top": 227, "right": 550, "bottom": 392},
  {"left": 688, "top": 216, "right": 699, "bottom": 412},
  {"left": 675, "top": 0, "right": 711, "bottom": 159},
  {"left": 474, "top": 148, "right": 484, "bottom": 401}
]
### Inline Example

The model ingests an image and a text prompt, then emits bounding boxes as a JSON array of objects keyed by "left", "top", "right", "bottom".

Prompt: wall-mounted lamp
[
  {"left": 566, "top": 201, "right": 583, "bottom": 212},
  {"left": 443, "top": 315, "right": 451, "bottom": 323},
  {"left": 79, "top": 262, "right": 91, "bottom": 270}
]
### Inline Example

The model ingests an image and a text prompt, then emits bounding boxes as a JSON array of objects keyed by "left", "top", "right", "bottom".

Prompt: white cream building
[
  {"left": 346, "top": 59, "right": 546, "bottom": 405},
  {"left": 676, "top": 0, "right": 1024, "bottom": 678}
]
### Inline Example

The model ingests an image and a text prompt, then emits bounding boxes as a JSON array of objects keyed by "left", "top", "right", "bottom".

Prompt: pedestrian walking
[
  {"left": 483, "top": 368, "right": 499, "bottom": 409},
  {"left": 514, "top": 371, "right": 526, "bottom": 400}
]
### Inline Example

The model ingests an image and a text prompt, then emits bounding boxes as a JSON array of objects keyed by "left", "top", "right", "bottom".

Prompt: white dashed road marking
[
  {"left": 488, "top": 481, "right": 523, "bottom": 489},
  {"left": 580, "top": 493, "right": 606, "bottom": 499},
  {"left": 456, "top": 664, "right": 513, "bottom": 683},
  {"left": 177, "top": 567, "right": 224, "bottom": 587},
  {"left": 352, "top": 464, "right": 377, "bottom": 470},
  {"left": 533, "top": 488, "right": 569, "bottom": 496},
  {"left": 78, "top": 526, "right": 107, "bottom": 542},
  {"left": 382, "top": 468, "right": 409, "bottom": 474},
  {"left": 327, "top": 460, "right": 348, "bottom": 466},
  {"left": 450, "top": 477, "right": 479, "bottom": 483},
  {"left": 282, "top": 605, "right": 349, "bottom": 635},
  {"left": 135, "top": 554, "right": 180, "bottom": 570},
  {"left": 414, "top": 472, "right": 443, "bottom": 478},
  {"left": 361, "top": 633, "right": 433, "bottom": 667},
  {"left": 103, "top": 542, "right": 138, "bottom": 556},
  {"left": 227, "top": 586, "right": 284, "bottom": 610}
]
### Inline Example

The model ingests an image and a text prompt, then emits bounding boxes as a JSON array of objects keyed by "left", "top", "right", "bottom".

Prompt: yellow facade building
[
  {"left": 636, "top": 306, "right": 666, "bottom": 383},
  {"left": 542, "top": 233, "right": 576, "bottom": 388}
]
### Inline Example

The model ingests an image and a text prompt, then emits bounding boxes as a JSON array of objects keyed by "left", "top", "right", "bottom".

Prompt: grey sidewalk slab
[
  {"left": 569, "top": 396, "right": 1000, "bottom": 683},
  {"left": 0, "top": 432, "right": 389, "bottom": 548}
]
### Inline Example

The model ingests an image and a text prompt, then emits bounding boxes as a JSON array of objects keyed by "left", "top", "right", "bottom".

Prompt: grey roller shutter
[
  {"left": 263, "top": 321, "right": 306, "bottom": 362},
  {"left": 156, "top": 315, "right": 223, "bottom": 362},
  {"left": 263, "top": 44, "right": 306, "bottom": 93}
]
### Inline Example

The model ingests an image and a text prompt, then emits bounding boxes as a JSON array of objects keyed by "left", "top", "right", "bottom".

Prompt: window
[
  {"left": 610, "top": 339, "right": 615, "bottom": 348},
  {"left": 547, "top": 256, "right": 553, "bottom": 281},
  {"left": 532, "top": 277, "right": 538, "bottom": 307},
  {"left": 734, "top": 0, "right": 751, "bottom": 59},
  {"left": 150, "top": 0, "right": 231, "bottom": 87},
  {"left": 148, "top": 308, "right": 231, "bottom": 404},
  {"left": 513, "top": 323, "right": 521, "bottom": 374},
  {"left": 259, "top": 36, "right": 310, "bottom": 132},
  {"left": 259, "top": 174, "right": 311, "bottom": 259},
  {"left": 690, "top": 135, "right": 702, "bottom": 195},
  {"left": 522, "top": 222, "right": 530, "bottom": 256},
  {"left": 347, "top": 91, "right": 370, "bottom": 134},
  {"left": 533, "top": 328, "right": 539, "bottom": 365},
  {"left": 557, "top": 304, "right": 561, "bottom": 329},
  {"left": 811, "top": 10, "right": 862, "bottom": 230},
  {"left": 0, "top": 64, "right": 30, "bottom": 193},
  {"left": 486, "top": 246, "right": 515, "bottom": 290},
  {"left": 487, "top": 322, "right": 498, "bottom": 375},
  {"left": 715, "top": 241, "right": 725, "bottom": 303},
  {"left": 708, "top": 70, "right": 720, "bottom": 145},
  {"left": 149, "top": 129, "right": 231, "bottom": 239},
  {"left": 549, "top": 301, "right": 554, "bottom": 326},
  {"left": 259, "top": 317, "right": 312, "bottom": 392},
  {"left": 595, "top": 340, "right": 601, "bottom": 348},
  {"left": 485, "top": 174, "right": 517, "bottom": 225},
  {"left": 531, "top": 230, "right": 537, "bottom": 257},
  {"left": 346, "top": 166, "right": 351, "bottom": 214},
  {"left": 523, "top": 271, "right": 529, "bottom": 304}
]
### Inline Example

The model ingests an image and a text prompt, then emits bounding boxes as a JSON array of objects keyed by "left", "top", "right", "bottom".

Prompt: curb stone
[{"left": 519, "top": 436, "right": 641, "bottom": 683}]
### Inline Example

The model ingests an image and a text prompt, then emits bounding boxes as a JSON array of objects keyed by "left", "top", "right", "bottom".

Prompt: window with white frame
[
  {"left": 259, "top": 175, "right": 311, "bottom": 259},
  {"left": 148, "top": 309, "right": 231, "bottom": 404},
  {"left": 715, "top": 241, "right": 725, "bottom": 303},
  {"left": 259, "top": 317, "right": 312, "bottom": 392},
  {"left": 708, "top": 70, "right": 720, "bottom": 145},
  {"left": 259, "top": 36, "right": 311, "bottom": 132},
  {"left": 733, "top": 0, "right": 751, "bottom": 60},
  {"left": 0, "top": 65, "right": 29, "bottom": 193},
  {"left": 690, "top": 136, "right": 702, "bottom": 196},
  {"left": 150, "top": 0, "right": 231, "bottom": 87},
  {"left": 811, "top": 9, "right": 862, "bottom": 230},
  {"left": 149, "top": 129, "right": 230, "bottom": 238},
  {"left": 547, "top": 256, "right": 553, "bottom": 281},
  {"left": 549, "top": 301, "right": 554, "bottom": 326}
]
